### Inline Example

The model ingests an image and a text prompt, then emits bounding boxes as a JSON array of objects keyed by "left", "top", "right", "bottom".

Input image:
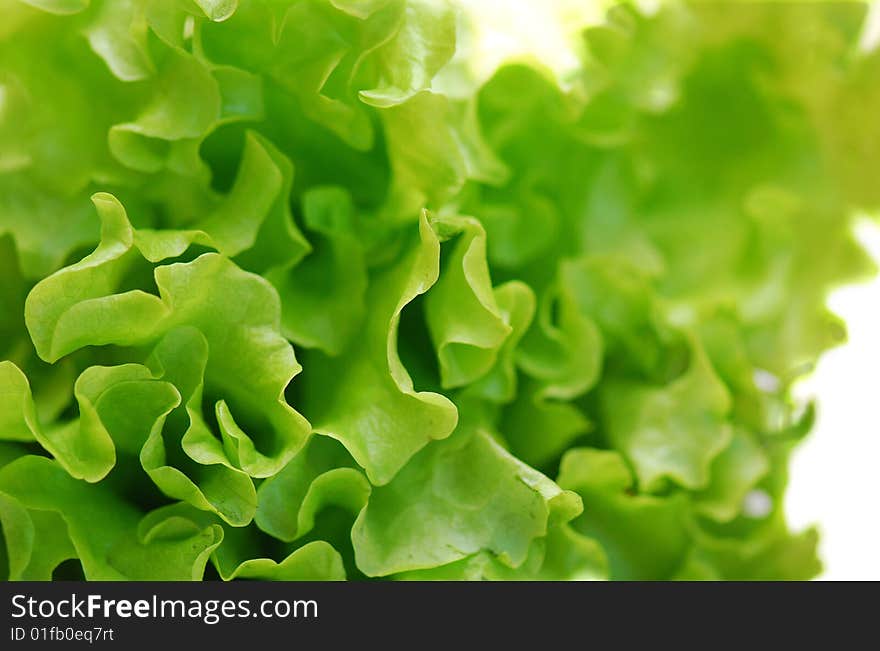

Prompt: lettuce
[{"left": 1, "top": 0, "right": 877, "bottom": 581}]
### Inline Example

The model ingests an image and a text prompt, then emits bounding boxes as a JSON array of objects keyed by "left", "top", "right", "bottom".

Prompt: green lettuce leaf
[
  {"left": 351, "top": 405, "right": 582, "bottom": 576},
  {"left": 298, "top": 211, "right": 458, "bottom": 485}
]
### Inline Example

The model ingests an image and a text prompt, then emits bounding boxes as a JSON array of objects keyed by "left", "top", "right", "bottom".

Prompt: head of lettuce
[{"left": 0, "top": 0, "right": 877, "bottom": 581}]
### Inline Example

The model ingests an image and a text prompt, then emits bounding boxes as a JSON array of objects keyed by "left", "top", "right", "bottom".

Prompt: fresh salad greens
[{"left": 1, "top": 0, "right": 877, "bottom": 581}]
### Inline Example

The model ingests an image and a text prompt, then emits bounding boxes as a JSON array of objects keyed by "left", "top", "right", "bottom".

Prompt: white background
[{"left": 786, "top": 219, "right": 880, "bottom": 580}]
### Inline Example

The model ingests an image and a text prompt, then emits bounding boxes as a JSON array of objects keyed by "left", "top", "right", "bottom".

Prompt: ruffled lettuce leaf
[
  {"left": 425, "top": 215, "right": 512, "bottom": 389},
  {"left": 0, "top": 455, "right": 222, "bottom": 580},
  {"left": 25, "top": 194, "right": 310, "bottom": 479},
  {"left": 255, "top": 435, "right": 370, "bottom": 543},
  {"left": 558, "top": 447, "right": 691, "bottom": 581},
  {"left": 137, "top": 503, "right": 348, "bottom": 581},
  {"left": 351, "top": 405, "right": 582, "bottom": 576},
  {"left": 599, "top": 337, "right": 733, "bottom": 491},
  {"left": 297, "top": 211, "right": 458, "bottom": 485},
  {"left": 265, "top": 186, "right": 367, "bottom": 355}
]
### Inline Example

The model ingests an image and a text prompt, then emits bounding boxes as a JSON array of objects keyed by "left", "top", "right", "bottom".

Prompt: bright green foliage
[{"left": 0, "top": 0, "right": 877, "bottom": 580}]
